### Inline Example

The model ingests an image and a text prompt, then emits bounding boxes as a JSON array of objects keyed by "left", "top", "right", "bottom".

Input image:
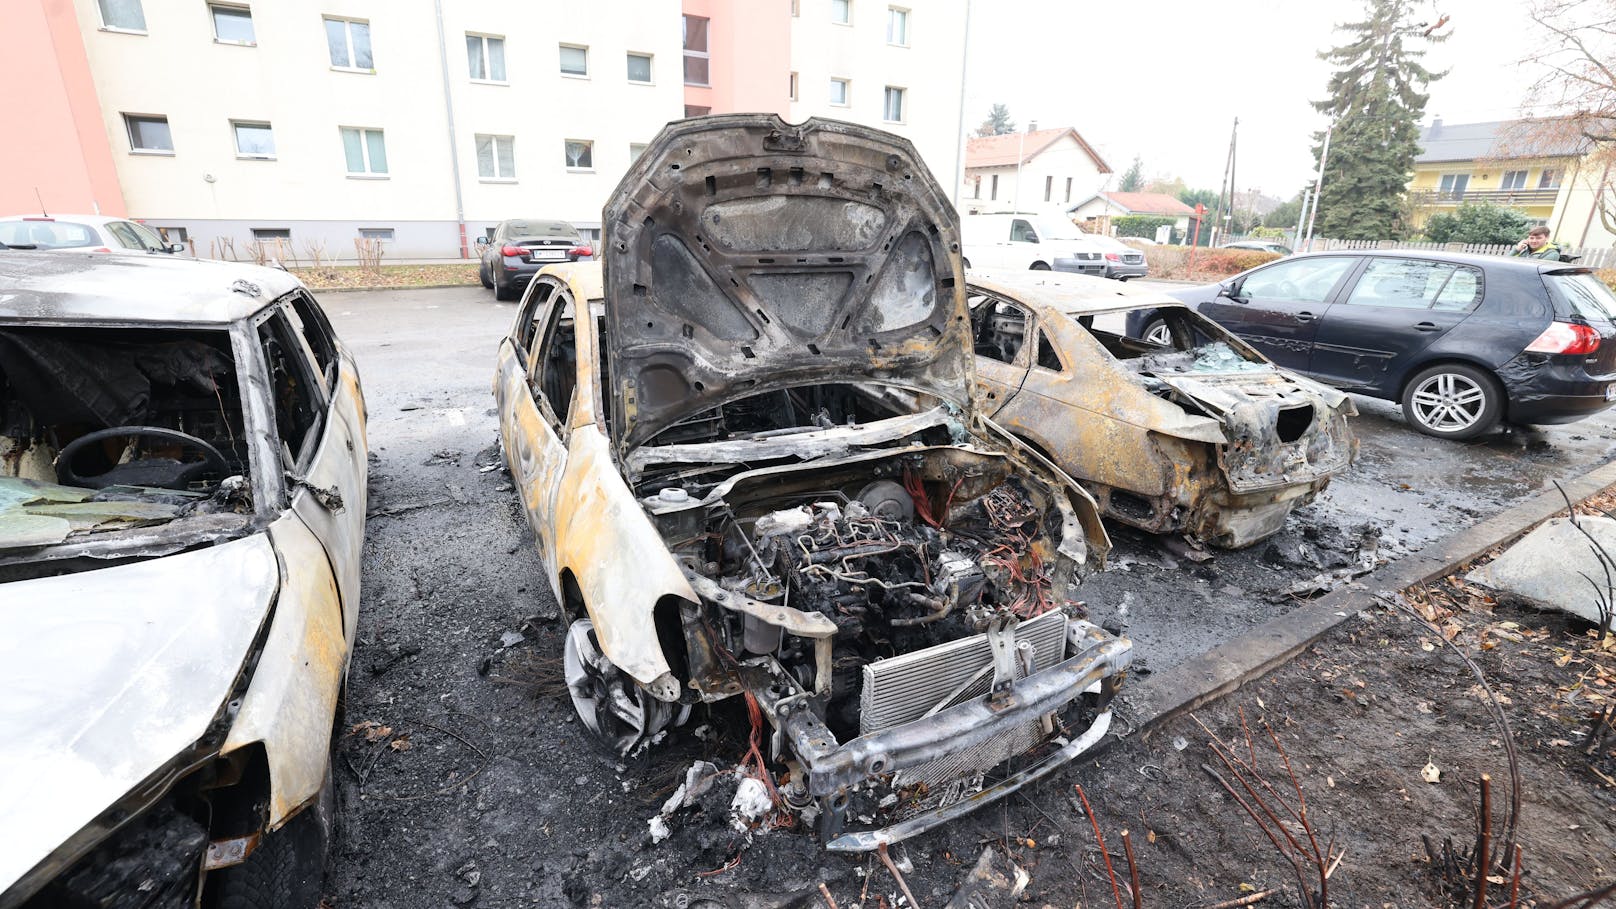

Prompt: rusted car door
[
  {"left": 969, "top": 295, "right": 1034, "bottom": 416},
  {"left": 495, "top": 281, "right": 568, "bottom": 596},
  {"left": 260, "top": 299, "right": 368, "bottom": 642}
]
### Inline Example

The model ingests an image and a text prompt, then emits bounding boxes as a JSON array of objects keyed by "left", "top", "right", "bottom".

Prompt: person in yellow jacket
[{"left": 1510, "top": 225, "right": 1564, "bottom": 260}]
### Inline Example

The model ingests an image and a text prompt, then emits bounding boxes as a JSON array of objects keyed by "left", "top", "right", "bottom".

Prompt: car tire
[
  {"left": 1030, "top": 261, "right": 1051, "bottom": 271},
  {"left": 1141, "top": 317, "right": 1172, "bottom": 346},
  {"left": 1400, "top": 363, "right": 1502, "bottom": 440},
  {"left": 209, "top": 770, "right": 330, "bottom": 909},
  {"left": 494, "top": 279, "right": 515, "bottom": 302},
  {"left": 479, "top": 263, "right": 493, "bottom": 289}
]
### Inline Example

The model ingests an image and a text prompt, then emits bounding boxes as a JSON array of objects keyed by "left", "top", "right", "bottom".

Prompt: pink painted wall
[
  {"left": 0, "top": 0, "right": 125, "bottom": 216},
  {"left": 683, "top": 0, "right": 790, "bottom": 116}
]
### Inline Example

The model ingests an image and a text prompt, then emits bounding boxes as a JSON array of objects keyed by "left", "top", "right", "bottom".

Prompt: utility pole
[
  {"left": 1304, "top": 124, "right": 1332, "bottom": 252},
  {"left": 1293, "top": 187, "right": 1312, "bottom": 249},
  {"left": 949, "top": 0, "right": 973, "bottom": 207},
  {"left": 1014, "top": 120, "right": 1036, "bottom": 210},
  {"left": 1211, "top": 118, "right": 1237, "bottom": 246}
]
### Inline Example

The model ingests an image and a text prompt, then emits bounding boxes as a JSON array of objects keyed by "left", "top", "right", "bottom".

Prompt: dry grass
[{"left": 291, "top": 263, "right": 480, "bottom": 290}]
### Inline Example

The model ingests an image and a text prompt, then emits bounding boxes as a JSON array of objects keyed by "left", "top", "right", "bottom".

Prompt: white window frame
[
  {"left": 468, "top": 33, "right": 508, "bottom": 83},
  {"left": 558, "top": 43, "right": 589, "bottom": 79},
  {"left": 830, "top": 77, "right": 850, "bottom": 107},
  {"left": 831, "top": 0, "right": 852, "bottom": 25},
  {"left": 882, "top": 85, "right": 905, "bottom": 123},
  {"left": 341, "top": 126, "right": 388, "bottom": 178},
  {"left": 564, "top": 139, "right": 595, "bottom": 172},
  {"left": 325, "top": 17, "right": 373, "bottom": 72},
  {"left": 123, "top": 113, "right": 173, "bottom": 155},
  {"left": 96, "top": 0, "right": 147, "bottom": 34},
  {"left": 209, "top": 3, "right": 255, "bottom": 46},
  {"left": 231, "top": 120, "right": 275, "bottom": 159},
  {"left": 475, "top": 133, "right": 517, "bottom": 182},
  {"left": 682, "top": 15, "right": 710, "bottom": 87},
  {"left": 886, "top": 6, "right": 909, "bottom": 46},
  {"left": 1500, "top": 170, "right": 1528, "bottom": 191},
  {"left": 626, "top": 51, "right": 653, "bottom": 84},
  {"left": 358, "top": 228, "right": 394, "bottom": 242}
]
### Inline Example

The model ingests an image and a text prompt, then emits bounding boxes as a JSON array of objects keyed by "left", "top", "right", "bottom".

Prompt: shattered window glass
[
  {"left": 1036, "top": 331, "right": 1061, "bottom": 371},
  {"left": 971, "top": 300, "right": 1027, "bottom": 365}
]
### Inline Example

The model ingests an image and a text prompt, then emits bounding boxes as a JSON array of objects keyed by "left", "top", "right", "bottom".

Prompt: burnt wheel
[
  {"left": 563, "top": 618, "right": 681, "bottom": 755},
  {"left": 1401, "top": 363, "right": 1501, "bottom": 440},
  {"left": 208, "top": 769, "right": 331, "bottom": 909}
]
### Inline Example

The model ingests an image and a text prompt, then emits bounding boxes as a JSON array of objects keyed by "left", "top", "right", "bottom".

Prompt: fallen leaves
[{"left": 1421, "top": 761, "right": 1442, "bottom": 784}]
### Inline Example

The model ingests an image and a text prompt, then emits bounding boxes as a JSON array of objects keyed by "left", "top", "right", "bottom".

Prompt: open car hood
[{"left": 601, "top": 114, "right": 974, "bottom": 451}]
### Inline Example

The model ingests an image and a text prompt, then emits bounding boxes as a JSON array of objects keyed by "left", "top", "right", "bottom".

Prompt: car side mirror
[
  {"left": 1218, "top": 281, "right": 1244, "bottom": 302},
  {"left": 165, "top": 242, "right": 186, "bottom": 254},
  {"left": 475, "top": 236, "right": 489, "bottom": 246},
  {"left": 1024, "top": 232, "right": 1039, "bottom": 244}
]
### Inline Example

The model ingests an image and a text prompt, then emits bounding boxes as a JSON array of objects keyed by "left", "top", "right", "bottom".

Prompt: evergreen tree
[
  {"left": 974, "top": 103, "right": 1015, "bottom": 137},
  {"left": 1118, "top": 156, "right": 1145, "bottom": 192},
  {"left": 1311, "top": 0, "right": 1448, "bottom": 240}
]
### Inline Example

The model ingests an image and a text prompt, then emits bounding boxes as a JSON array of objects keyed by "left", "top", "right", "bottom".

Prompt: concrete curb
[
  {"left": 1114, "top": 457, "right": 1616, "bottom": 736},
  {"left": 306, "top": 283, "right": 479, "bottom": 294}
]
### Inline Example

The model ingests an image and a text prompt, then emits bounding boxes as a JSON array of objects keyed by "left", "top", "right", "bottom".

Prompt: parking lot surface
[{"left": 322, "top": 285, "right": 1616, "bottom": 905}]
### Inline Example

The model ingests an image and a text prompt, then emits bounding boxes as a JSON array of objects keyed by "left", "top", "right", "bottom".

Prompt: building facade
[
  {"left": 6, "top": 0, "right": 968, "bottom": 262},
  {"left": 682, "top": 0, "right": 970, "bottom": 199},
  {"left": 960, "top": 127, "right": 1112, "bottom": 216}
]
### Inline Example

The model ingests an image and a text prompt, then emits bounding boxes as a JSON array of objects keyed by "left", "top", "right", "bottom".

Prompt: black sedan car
[
  {"left": 477, "top": 218, "right": 593, "bottom": 300},
  {"left": 1128, "top": 251, "right": 1616, "bottom": 439}
]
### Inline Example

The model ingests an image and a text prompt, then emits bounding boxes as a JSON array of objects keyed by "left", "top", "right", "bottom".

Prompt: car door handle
[
  {"left": 1295, "top": 311, "right": 1316, "bottom": 323},
  {"left": 1413, "top": 321, "right": 1442, "bottom": 332}
]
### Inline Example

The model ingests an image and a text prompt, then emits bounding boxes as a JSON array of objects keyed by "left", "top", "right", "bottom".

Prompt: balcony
[{"left": 1410, "top": 187, "right": 1560, "bottom": 207}]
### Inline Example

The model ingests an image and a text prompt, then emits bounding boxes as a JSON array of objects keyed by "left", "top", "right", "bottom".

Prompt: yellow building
[{"left": 1408, "top": 117, "right": 1614, "bottom": 249}]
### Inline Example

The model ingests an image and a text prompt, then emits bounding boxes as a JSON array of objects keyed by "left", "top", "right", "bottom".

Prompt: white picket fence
[{"left": 1305, "top": 237, "right": 1615, "bottom": 269}]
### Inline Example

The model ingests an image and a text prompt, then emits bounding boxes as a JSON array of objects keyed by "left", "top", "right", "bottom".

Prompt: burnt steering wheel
[{"left": 56, "top": 426, "right": 229, "bottom": 490}]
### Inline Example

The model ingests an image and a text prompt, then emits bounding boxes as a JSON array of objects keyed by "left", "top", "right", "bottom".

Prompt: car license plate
[
  {"left": 532, "top": 249, "right": 566, "bottom": 260},
  {"left": 1605, "top": 384, "right": 1615, "bottom": 402}
]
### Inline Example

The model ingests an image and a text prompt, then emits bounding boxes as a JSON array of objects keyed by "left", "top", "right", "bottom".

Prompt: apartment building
[
  {"left": 6, "top": 0, "right": 968, "bottom": 261},
  {"left": 682, "top": 0, "right": 969, "bottom": 199}
]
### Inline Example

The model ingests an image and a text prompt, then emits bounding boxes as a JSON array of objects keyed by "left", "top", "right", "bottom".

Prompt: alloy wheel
[
  {"left": 562, "top": 618, "right": 679, "bottom": 755},
  {"left": 1144, "top": 320, "right": 1173, "bottom": 346},
  {"left": 1409, "top": 372, "right": 1487, "bottom": 432}
]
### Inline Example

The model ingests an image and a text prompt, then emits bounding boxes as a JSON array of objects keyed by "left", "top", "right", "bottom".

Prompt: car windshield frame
[{"left": 0, "top": 220, "right": 101, "bottom": 250}]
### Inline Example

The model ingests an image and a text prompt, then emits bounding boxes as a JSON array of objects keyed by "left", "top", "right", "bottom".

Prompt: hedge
[{"left": 1141, "top": 246, "right": 1282, "bottom": 279}]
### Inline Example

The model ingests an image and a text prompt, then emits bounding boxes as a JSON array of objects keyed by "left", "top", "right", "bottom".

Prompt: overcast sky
[{"left": 963, "top": 0, "right": 1557, "bottom": 200}]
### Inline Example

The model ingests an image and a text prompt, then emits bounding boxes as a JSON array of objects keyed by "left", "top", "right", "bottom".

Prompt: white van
[{"left": 960, "top": 213, "right": 1106, "bottom": 276}]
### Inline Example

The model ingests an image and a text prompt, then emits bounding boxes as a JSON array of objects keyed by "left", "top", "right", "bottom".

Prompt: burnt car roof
[
  {"left": 0, "top": 250, "right": 299, "bottom": 324},
  {"left": 970, "top": 271, "right": 1190, "bottom": 316}
]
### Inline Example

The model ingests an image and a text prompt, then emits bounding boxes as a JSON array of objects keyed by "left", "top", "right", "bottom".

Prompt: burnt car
[
  {"left": 0, "top": 252, "right": 367, "bottom": 907},
  {"left": 1129, "top": 251, "right": 1616, "bottom": 439},
  {"left": 476, "top": 218, "right": 594, "bottom": 300},
  {"left": 972, "top": 272, "right": 1356, "bottom": 548},
  {"left": 493, "top": 115, "right": 1131, "bottom": 851}
]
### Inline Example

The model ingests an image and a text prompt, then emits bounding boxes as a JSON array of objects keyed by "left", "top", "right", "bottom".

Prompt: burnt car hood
[
  {"left": 601, "top": 114, "right": 974, "bottom": 451},
  {"left": 0, "top": 534, "right": 278, "bottom": 895}
]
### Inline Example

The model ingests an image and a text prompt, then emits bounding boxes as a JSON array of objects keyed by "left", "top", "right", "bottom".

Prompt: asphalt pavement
[{"left": 320, "top": 283, "right": 1616, "bottom": 905}]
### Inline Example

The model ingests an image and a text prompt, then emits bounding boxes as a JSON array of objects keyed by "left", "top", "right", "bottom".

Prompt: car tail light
[
  {"left": 1525, "top": 320, "right": 1602, "bottom": 355},
  {"left": 570, "top": 245, "right": 593, "bottom": 258},
  {"left": 1104, "top": 252, "right": 1122, "bottom": 262},
  {"left": 500, "top": 245, "right": 525, "bottom": 257}
]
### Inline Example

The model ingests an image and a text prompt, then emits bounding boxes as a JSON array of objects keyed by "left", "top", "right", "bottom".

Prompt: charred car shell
[
  {"left": 970, "top": 272, "right": 1356, "bottom": 549},
  {"left": 494, "top": 115, "right": 1131, "bottom": 850},
  {"left": 0, "top": 252, "right": 367, "bottom": 908}
]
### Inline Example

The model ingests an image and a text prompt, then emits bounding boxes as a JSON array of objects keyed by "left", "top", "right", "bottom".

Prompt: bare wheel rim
[
  {"left": 563, "top": 618, "right": 673, "bottom": 755},
  {"left": 1409, "top": 372, "right": 1487, "bottom": 432},
  {"left": 1145, "top": 321, "right": 1172, "bottom": 345}
]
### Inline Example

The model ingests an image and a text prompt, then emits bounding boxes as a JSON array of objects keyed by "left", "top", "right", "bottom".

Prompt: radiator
[{"left": 858, "top": 609, "right": 1070, "bottom": 790}]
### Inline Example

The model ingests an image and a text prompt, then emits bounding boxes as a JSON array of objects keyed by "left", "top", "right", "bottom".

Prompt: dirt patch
[{"left": 293, "top": 264, "right": 479, "bottom": 290}]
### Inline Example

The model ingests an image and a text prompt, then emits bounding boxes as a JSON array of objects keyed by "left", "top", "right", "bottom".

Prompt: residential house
[
  {"left": 961, "top": 127, "right": 1112, "bottom": 214},
  {"left": 1069, "top": 191, "right": 1197, "bottom": 240},
  {"left": 1409, "top": 117, "right": 1614, "bottom": 248}
]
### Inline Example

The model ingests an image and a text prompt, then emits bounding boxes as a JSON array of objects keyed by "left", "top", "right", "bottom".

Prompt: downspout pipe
[{"left": 433, "top": 0, "right": 469, "bottom": 260}]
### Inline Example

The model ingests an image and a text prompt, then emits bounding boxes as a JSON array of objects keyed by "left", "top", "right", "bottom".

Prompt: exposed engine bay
[
  {"left": 0, "top": 327, "right": 254, "bottom": 559},
  {"left": 613, "top": 384, "right": 1123, "bottom": 845}
]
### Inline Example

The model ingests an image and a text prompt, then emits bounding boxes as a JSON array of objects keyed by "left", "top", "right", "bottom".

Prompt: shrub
[
  {"left": 1142, "top": 246, "right": 1281, "bottom": 279},
  {"left": 1599, "top": 269, "right": 1616, "bottom": 293},
  {"left": 1422, "top": 203, "right": 1531, "bottom": 245},
  {"left": 1114, "top": 215, "right": 1175, "bottom": 239}
]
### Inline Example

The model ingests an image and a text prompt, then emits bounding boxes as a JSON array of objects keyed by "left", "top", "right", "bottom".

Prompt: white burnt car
[
  {"left": 0, "top": 253, "right": 366, "bottom": 907},
  {"left": 494, "top": 115, "right": 1132, "bottom": 850}
]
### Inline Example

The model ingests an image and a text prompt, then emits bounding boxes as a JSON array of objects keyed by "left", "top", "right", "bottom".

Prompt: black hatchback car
[
  {"left": 1127, "top": 251, "right": 1616, "bottom": 439},
  {"left": 476, "top": 218, "right": 593, "bottom": 300}
]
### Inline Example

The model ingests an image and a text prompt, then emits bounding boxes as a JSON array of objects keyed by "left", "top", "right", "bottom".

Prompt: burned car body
[
  {"left": 0, "top": 252, "right": 367, "bottom": 908},
  {"left": 970, "top": 272, "right": 1356, "bottom": 548},
  {"left": 493, "top": 115, "right": 1131, "bottom": 851}
]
